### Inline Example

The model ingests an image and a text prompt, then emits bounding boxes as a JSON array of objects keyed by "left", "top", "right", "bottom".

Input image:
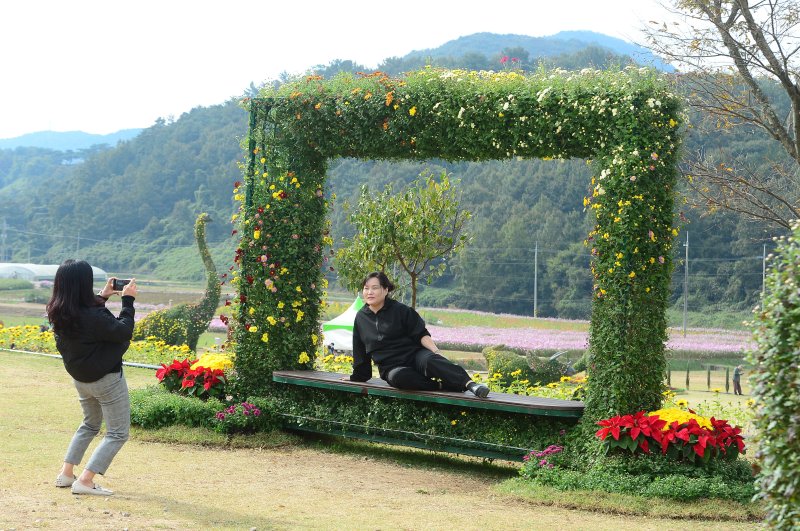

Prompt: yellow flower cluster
[
  {"left": 191, "top": 353, "right": 234, "bottom": 371},
  {"left": 648, "top": 408, "right": 713, "bottom": 430}
]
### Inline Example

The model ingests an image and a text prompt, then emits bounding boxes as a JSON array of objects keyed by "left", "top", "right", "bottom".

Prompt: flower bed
[{"left": 596, "top": 408, "right": 745, "bottom": 464}]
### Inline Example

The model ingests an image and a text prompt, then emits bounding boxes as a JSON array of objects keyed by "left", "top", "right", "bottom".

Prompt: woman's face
[{"left": 362, "top": 277, "right": 388, "bottom": 307}]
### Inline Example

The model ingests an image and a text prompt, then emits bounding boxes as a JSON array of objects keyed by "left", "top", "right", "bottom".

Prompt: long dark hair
[
  {"left": 46, "top": 259, "right": 100, "bottom": 336},
  {"left": 362, "top": 271, "right": 395, "bottom": 292}
]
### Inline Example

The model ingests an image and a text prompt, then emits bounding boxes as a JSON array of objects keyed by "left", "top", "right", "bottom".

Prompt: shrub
[
  {"left": 483, "top": 345, "right": 534, "bottom": 386},
  {"left": 130, "top": 386, "right": 223, "bottom": 429},
  {"left": 750, "top": 220, "right": 800, "bottom": 528}
]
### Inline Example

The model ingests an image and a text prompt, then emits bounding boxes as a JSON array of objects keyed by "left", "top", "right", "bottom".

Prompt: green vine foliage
[
  {"left": 236, "top": 67, "right": 682, "bottom": 423},
  {"left": 274, "top": 387, "right": 575, "bottom": 459},
  {"left": 749, "top": 221, "right": 800, "bottom": 529}
]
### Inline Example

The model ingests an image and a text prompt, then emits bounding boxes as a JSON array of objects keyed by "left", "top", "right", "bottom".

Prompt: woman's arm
[
  {"left": 420, "top": 335, "right": 441, "bottom": 354},
  {"left": 349, "top": 319, "right": 372, "bottom": 381}
]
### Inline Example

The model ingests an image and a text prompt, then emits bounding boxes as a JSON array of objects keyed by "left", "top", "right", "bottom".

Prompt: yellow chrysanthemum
[{"left": 648, "top": 408, "right": 712, "bottom": 430}]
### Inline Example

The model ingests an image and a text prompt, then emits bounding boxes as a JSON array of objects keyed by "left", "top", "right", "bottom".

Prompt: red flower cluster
[
  {"left": 596, "top": 410, "right": 745, "bottom": 464},
  {"left": 156, "top": 358, "right": 227, "bottom": 400}
]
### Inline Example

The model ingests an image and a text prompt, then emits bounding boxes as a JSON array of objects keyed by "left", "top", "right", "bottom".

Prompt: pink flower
[{"left": 500, "top": 56, "right": 509, "bottom": 64}]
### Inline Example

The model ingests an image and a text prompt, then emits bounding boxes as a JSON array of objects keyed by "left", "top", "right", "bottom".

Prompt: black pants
[
  {"left": 733, "top": 380, "right": 742, "bottom": 395},
  {"left": 383, "top": 349, "right": 471, "bottom": 392}
]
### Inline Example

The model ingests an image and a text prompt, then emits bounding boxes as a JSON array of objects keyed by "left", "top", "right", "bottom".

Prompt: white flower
[
  {"left": 536, "top": 87, "right": 552, "bottom": 102},
  {"left": 647, "top": 98, "right": 656, "bottom": 108},
  {"left": 503, "top": 101, "right": 510, "bottom": 110},
  {"left": 458, "top": 107, "right": 465, "bottom": 119}
]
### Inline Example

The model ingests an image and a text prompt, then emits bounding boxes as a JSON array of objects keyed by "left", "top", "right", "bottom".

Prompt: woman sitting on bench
[{"left": 348, "top": 271, "right": 490, "bottom": 398}]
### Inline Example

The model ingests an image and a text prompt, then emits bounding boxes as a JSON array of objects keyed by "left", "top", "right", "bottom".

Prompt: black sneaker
[{"left": 468, "top": 383, "right": 490, "bottom": 398}]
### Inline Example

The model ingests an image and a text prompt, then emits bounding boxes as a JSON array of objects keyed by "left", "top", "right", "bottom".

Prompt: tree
[
  {"left": 336, "top": 170, "right": 471, "bottom": 308},
  {"left": 644, "top": 0, "right": 800, "bottom": 229}
]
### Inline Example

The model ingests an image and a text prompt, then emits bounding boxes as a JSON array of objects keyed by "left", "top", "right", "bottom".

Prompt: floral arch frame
[{"left": 234, "top": 68, "right": 682, "bottom": 424}]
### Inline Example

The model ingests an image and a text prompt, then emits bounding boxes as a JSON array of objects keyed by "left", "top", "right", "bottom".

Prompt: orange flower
[{"left": 385, "top": 91, "right": 394, "bottom": 106}]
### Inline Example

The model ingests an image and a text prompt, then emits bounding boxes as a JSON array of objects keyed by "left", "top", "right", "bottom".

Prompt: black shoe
[{"left": 468, "top": 382, "right": 490, "bottom": 398}]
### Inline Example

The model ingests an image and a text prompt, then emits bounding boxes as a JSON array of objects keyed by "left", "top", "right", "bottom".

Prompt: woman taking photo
[
  {"left": 349, "top": 271, "right": 490, "bottom": 398},
  {"left": 46, "top": 260, "right": 137, "bottom": 496}
]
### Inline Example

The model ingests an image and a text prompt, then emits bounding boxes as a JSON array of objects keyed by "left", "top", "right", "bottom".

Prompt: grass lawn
[{"left": 0, "top": 350, "right": 762, "bottom": 530}]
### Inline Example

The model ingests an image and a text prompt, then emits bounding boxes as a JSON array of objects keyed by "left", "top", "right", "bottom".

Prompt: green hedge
[
  {"left": 272, "top": 386, "right": 575, "bottom": 458},
  {"left": 522, "top": 451, "right": 756, "bottom": 503},
  {"left": 750, "top": 220, "right": 800, "bottom": 529}
]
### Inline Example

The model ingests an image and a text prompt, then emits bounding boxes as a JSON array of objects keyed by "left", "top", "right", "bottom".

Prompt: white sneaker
[{"left": 71, "top": 481, "right": 114, "bottom": 496}]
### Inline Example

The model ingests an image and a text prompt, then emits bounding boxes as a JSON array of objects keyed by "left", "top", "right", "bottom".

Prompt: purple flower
[{"left": 216, "top": 412, "right": 226, "bottom": 420}]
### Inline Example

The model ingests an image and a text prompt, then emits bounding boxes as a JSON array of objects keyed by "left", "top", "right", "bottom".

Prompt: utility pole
[
  {"left": 0, "top": 217, "right": 6, "bottom": 262},
  {"left": 533, "top": 241, "right": 538, "bottom": 318},
  {"left": 683, "top": 231, "right": 689, "bottom": 338}
]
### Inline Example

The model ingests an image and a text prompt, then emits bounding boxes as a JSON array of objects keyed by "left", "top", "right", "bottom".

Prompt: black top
[
  {"left": 55, "top": 295, "right": 136, "bottom": 383},
  {"left": 350, "top": 298, "right": 430, "bottom": 382}
]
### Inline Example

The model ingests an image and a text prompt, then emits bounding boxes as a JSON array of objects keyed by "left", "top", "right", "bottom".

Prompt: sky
[{"left": 0, "top": 0, "right": 678, "bottom": 140}]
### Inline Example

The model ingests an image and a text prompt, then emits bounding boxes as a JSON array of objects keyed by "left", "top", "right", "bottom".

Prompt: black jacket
[
  {"left": 350, "top": 298, "right": 430, "bottom": 382},
  {"left": 55, "top": 295, "right": 135, "bottom": 383}
]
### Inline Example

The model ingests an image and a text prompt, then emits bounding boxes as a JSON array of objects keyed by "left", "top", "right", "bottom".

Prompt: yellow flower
[
  {"left": 248, "top": 325, "right": 258, "bottom": 333},
  {"left": 253, "top": 230, "right": 261, "bottom": 240},
  {"left": 649, "top": 408, "right": 712, "bottom": 430},
  {"left": 669, "top": 118, "right": 678, "bottom": 127},
  {"left": 267, "top": 316, "right": 277, "bottom": 326},
  {"left": 675, "top": 399, "right": 688, "bottom": 408},
  {"left": 628, "top": 271, "right": 636, "bottom": 278},
  {"left": 296, "top": 286, "right": 302, "bottom": 292},
  {"left": 261, "top": 333, "right": 269, "bottom": 343},
  {"left": 409, "top": 106, "right": 417, "bottom": 116},
  {"left": 298, "top": 352, "right": 310, "bottom": 364},
  {"left": 711, "top": 387, "right": 722, "bottom": 393},
  {"left": 451, "top": 420, "right": 458, "bottom": 426},
  {"left": 296, "top": 310, "right": 304, "bottom": 322},
  {"left": 248, "top": 307, "right": 255, "bottom": 315},
  {"left": 277, "top": 301, "right": 285, "bottom": 309},
  {"left": 560, "top": 376, "right": 572, "bottom": 382},
  {"left": 510, "top": 369, "right": 522, "bottom": 377},
  {"left": 312, "top": 333, "right": 318, "bottom": 345}
]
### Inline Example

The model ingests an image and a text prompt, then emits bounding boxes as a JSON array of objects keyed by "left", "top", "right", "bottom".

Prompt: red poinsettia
[
  {"left": 596, "top": 410, "right": 745, "bottom": 464},
  {"left": 155, "top": 358, "right": 226, "bottom": 400}
]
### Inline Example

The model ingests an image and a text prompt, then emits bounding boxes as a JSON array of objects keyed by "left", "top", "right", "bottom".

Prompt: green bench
[{"left": 272, "top": 370, "right": 584, "bottom": 460}]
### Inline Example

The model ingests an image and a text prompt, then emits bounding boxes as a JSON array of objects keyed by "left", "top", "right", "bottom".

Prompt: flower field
[{"left": 427, "top": 324, "right": 752, "bottom": 354}]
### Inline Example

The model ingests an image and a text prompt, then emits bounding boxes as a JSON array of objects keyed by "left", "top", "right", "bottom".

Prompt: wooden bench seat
[{"left": 272, "top": 370, "right": 584, "bottom": 418}]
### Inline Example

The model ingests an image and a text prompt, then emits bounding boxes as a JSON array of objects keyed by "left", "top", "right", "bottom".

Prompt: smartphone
[{"left": 112, "top": 278, "right": 131, "bottom": 291}]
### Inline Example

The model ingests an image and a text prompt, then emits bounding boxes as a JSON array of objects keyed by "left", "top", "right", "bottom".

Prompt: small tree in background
[{"left": 336, "top": 170, "right": 471, "bottom": 308}]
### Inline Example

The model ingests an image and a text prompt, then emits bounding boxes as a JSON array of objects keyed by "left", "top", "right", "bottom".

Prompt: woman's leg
[
  {"left": 80, "top": 370, "right": 130, "bottom": 480},
  {"left": 63, "top": 380, "right": 104, "bottom": 470},
  {"left": 385, "top": 366, "right": 439, "bottom": 390},
  {"left": 412, "top": 349, "right": 472, "bottom": 392}
]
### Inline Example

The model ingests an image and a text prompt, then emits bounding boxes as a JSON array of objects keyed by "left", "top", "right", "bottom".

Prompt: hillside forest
[{"left": 0, "top": 34, "right": 787, "bottom": 320}]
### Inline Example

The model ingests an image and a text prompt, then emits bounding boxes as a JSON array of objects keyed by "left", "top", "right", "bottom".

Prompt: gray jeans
[{"left": 64, "top": 369, "right": 130, "bottom": 475}]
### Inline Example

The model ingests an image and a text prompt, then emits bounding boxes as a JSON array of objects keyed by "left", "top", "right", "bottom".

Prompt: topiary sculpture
[{"left": 134, "top": 213, "right": 220, "bottom": 351}]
